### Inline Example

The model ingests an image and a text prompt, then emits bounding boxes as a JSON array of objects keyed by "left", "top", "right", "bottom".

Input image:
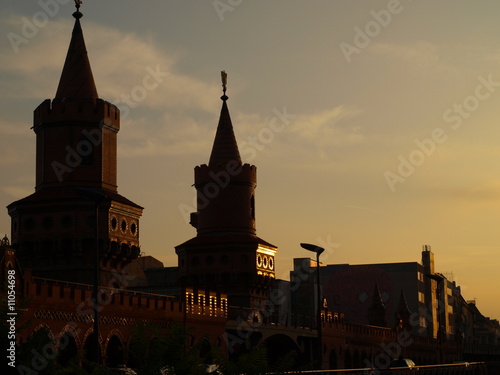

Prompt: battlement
[
  {"left": 22, "top": 277, "right": 227, "bottom": 320},
  {"left": 33, "top": 98, "right": 120, "bottom": 131},
  {"left": 195, "top": 163, "right": 257, "bottom": 185}
]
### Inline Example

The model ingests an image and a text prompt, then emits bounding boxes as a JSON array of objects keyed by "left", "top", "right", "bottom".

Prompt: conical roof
[
  {"left": 55, "top": 9, "right": 98, "bottom": 100},
  {"left": 397, "top": 290, "right": 411, "bottom": 315},
  {"left": 208, "top": 95, "right": 242, "bottom": 167},
  {"left": 370, "top": 282, "right": 385, "bottom": 309}
]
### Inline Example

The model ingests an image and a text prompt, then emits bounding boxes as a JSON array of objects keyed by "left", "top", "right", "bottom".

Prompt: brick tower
[
  {"left": 176, "top": 72, "right": 277, "bottom": 310},
  {"left": 7, "top": 6, "right": 142, "bottom": 285}
]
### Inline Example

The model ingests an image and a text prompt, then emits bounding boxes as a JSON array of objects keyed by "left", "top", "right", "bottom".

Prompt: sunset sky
[{"left": 1, "top": 1, "right": 500, "bottom": 319}]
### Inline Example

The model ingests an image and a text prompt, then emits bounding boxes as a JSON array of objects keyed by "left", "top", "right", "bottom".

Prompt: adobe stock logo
[
  {"left": 7, "top": 0, "right": 72, "bottom": 53},
  {"left": 213, "top": 0, "right": 243, "bottom": 21},
  {"left": 112, "top": 65, "right": 169, "bottom": 120}
]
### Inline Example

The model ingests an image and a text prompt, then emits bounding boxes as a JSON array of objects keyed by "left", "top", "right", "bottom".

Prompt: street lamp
[
  {"left": 75, "top": 188, "right": 106, "bottom": 364},
  {"left": 300, "top": 243, "right": 325, "bottom": 370}
]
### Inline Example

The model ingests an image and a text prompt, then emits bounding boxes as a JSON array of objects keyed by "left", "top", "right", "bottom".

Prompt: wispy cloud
[
  {"left": 2, "top": 186, "right": 33, "bottom": 199},
  {"left": 119, "top": 114, "right": 215, "bottom": 158},
  {"left": 290, "top": 106, "right": 363, "bottom": 145},
  {"left": 0, "top": 15, "right": 217, "bottom": 112}
]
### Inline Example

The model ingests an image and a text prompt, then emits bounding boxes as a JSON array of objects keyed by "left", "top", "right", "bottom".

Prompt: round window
[
  {"left": 256, "top": 254, "right": 262, "bottom": 268},
  {"left": 130, "top": 222, "right": 137, "bottom": 235},
  {"left": 111, "top": 217, "right": 118, "bottom": 230},
  {"left": 121, "top": 219, "right": 127, "bottom": 232}
]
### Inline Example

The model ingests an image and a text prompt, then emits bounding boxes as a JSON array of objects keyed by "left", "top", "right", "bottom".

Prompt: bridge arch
[
  {"left": 353, "top": 349, "right": 360, "bottom": 368},
  {"left": 329, "top": 347, "right": 338, "bottom": 369},
  {"left": 32, "top": 323, "right": 54, "bottom": 339},
  {"left": 57, "top": 325, "right": 80, "bottom": 366},
  {"left": 82, "top": 328, "right": 103, "bottom": 364},
  {"left": 344, "top": 348, "right": 352, "bottom": 369},
  {"left": 105, "top": 330, "right": 126, "bottom": 366}
]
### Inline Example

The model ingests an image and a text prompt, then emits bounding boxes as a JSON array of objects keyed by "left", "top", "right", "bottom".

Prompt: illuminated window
[
  {"left": 186, "top": 290, "right": 194, "bottom": 314},
  {"left": 198, "top": 294, "right": 205, "bottom": 315},
  {"left": 418, "top": 292, "right": 425, "bottom": 303},
  {"left": 221, "top": 298, "right": 228, "bottom": 318},
  {"left": 210, "top": 296, "right": 217, "bottom": 317}
]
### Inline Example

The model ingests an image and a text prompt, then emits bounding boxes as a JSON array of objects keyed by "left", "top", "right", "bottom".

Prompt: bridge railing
[
  {"left": 272, "top": 362, "right": 495, "bottom": 375},
  {"left": 228, "top": 306, "right": 315, "bottom": 330}
]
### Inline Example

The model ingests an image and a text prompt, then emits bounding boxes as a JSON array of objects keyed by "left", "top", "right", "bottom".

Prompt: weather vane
[
  {"left": 221, "top": 70, "right": 227, "bottom": 94},
  {"left": 75, "top": 0, "right": 82, "bottom": 9}
]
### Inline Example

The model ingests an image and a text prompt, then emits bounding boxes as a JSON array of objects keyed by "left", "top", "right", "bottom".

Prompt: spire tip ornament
[
  {"left": 73, "top": 0, "right": 83, "bottom": 19},
  {"left": 221, "top": 70, "right": 228, "bottom": 101}
]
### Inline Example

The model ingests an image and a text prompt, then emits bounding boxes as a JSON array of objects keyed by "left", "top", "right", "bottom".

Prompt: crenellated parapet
[
  {"left": 33, "top": 98, "right": 120, "bottom": 132},
  {"left": 194, "top": 163, "right": 256, "bottom": 187},
  {"left": 21, "top": 276, "right": 227, "bottom": 321}
]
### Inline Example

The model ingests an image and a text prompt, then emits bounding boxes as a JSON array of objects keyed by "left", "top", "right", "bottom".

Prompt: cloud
[
  {"left": 370, "top": 41, "right": 455, "bottom": 78},
  {"left": 119, "top": 113, "right": 215, "bottom": 158},
  {"left": 0, "top": 119, "right": 32, "bottom": 137},
  {"left": 0, "top": 14, "right": 223, "bottom": 160},
  {"left": 0, "top": 14, "right": 217, "bottom": 112},
  {"left": 372, "top": 41, "right": 439, "bottom": 65},
  {"left": 2, "top": 186, "right": 33, "bottom": 200},
  {"left": 426, "top": 182, "right": 500, "bottom": 204},
  {"left": 290, "top": 106, "right": 363, "bottom": 145}
]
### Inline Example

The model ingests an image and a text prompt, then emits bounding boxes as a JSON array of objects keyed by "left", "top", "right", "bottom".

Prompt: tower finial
[
  {"left": 73, "top": 0, "right": 83, "bottom": 19},
  {"left": 221, "top": 70, "right": 228, "bottom": 101}
]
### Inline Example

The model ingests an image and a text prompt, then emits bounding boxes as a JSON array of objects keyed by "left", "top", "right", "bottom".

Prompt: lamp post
[
  {"left": 75, "top": 188, "right": 106, "bottom": 364},
  {"left": 300, "top": 243, "right": 325, "bottom": 370}
]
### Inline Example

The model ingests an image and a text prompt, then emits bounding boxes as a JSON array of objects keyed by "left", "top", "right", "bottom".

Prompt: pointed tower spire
[
  {"left": 55, "top": 1, "right": 98, "bottom": 100},
  {"left": 208, "top": 71, "right": 242, "bottom": 167},
  {"left": 395, "top": 290, "right": 412, "bottom": 330},
  {"left": 397, "top": 289, "right": 411, "bottom": 315},
  {"left": 368, "top": 282, "right": 387, "bottom": 327}
]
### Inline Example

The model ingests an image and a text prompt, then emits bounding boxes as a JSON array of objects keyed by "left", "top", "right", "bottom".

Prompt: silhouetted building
[
  {"left": 292, "top": 246, "right": 462, "bottom": 339},
  {"left": 175, "top": 88, "right": 277, "bottom": 310},
  {"left": 6, "top": 7, "right": 142, "bottom": 286}
]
